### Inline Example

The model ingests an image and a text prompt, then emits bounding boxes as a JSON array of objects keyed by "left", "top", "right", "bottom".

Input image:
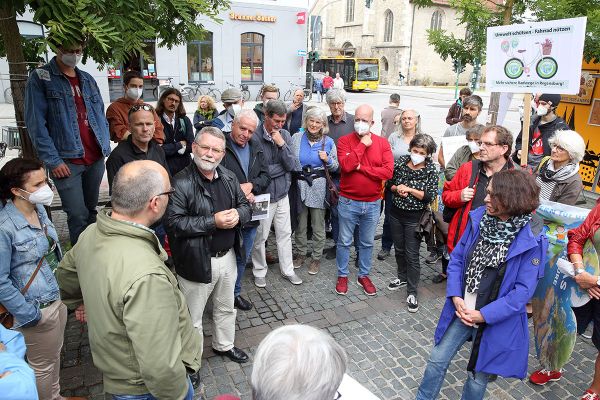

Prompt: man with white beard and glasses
[{"left": 165, "top": 127, "right": 252, "bottom": 364}]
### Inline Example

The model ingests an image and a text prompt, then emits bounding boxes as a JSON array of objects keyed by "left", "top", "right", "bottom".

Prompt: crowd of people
[{"left": 1, "top": 38, "right": 600, "bottom": 400}]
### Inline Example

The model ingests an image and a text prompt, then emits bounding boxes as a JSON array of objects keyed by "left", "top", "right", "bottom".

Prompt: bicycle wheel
[
  {"left": 242, "top": 89, "right": 250, "bottom": 101},
  {"left": 504, "top": 58, "right": 524, "bottom": 79},
  {"left": 536, "top": 57, "right": 558, "bottom": 79},
  {"left": 283, "top": 90, "right": 293, "bottom": 102},
  {"left": 303, "top": 88, "right": 312, "bottom": 102},
  {"left": 4, "top": 87, "right": 13, "bottom": 104},
  {"left": 181, "top": 86, "right": 193, "bottom": 102},
  {"left": 208, "top": 88, "right": 221, "bottom": 102},
  {"left": 190, "top": 88, "right": 201, "bottom": 102}
]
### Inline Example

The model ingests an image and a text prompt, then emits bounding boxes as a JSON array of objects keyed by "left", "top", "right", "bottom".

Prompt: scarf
[
  {"left": 196, "top": 108, "right": 215, "bottom": 119},
  {"left": 465, "top": 213, "right": 532, "bottom": 293},
  {"left": 536, "top": 160, "right": 579, "bottom": 201},
  {"left": 307, "top": 130, "right": 323, "bottom": 143}
]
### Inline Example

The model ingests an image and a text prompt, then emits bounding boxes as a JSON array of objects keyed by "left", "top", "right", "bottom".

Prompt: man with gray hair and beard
[{"left": 165, "top": 127, "right": 252, "bottom": 364}]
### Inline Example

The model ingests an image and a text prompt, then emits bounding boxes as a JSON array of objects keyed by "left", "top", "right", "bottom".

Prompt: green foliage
[{"left": 4, "top": 0, "right": 229, "bottom": 67}]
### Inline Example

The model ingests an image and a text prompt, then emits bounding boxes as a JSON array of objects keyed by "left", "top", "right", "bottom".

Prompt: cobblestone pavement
[{"left": 55, "top": 214, "right": 598, "bottom": 400}]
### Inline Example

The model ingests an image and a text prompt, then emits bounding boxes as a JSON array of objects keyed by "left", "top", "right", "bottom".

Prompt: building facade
[
  {"left": 311, "top": 0, "right": 474, "bottom": 86},
  {"left": 0, "top": 0, "right": 309, "bottom": 103}
]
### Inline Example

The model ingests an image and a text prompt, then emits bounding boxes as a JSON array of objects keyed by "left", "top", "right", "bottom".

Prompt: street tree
[{"left": 0, "top": 0, "right": 228, "bottom": 158}]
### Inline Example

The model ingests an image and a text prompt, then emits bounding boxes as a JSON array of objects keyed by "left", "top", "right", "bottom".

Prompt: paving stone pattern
[{"left": 55, "top": 213, "right": 597, "bottom": 400}]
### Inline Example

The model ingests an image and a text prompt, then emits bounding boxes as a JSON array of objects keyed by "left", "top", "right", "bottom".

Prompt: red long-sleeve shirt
[{"left": 337, "top": 132, "right": 394, "bottom": 202}]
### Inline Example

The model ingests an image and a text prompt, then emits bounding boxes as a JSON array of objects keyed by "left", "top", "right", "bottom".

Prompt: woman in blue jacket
[{"left": 416, "top": 169, "right": 548, "bottom": 400}]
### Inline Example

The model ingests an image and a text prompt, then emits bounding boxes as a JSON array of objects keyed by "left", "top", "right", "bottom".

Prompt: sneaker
[
  {"left": 254, "top": 277, "right": 266, "bottom": 288},
  {"left": 357, "top": 276, "right": 377, "bottom": 296},
  {"left": 283, "top": 273, "right": 302, "bottom": 285},
  {"left": 529, "top": 369, "right": 562, "bottom": 385},
  {"left": 308, "top": 259, "right": 320, "bottom": 275},
  {"left": 335, "top": 276, "right": 348, "bottom": 295},
  {"left": 425, "top": 250, "right": 442, "bottom": 264},
  {"left": 377, "top": 248, "right": 391, "bottom": 260},
  {"left": 581, "top": 390, "right": 600, "bottom": 400},
  {"left": 407, "top": 294, "right": 419, "bottom": 313},
  {"left": 325, "top": 246, "right": 336, "bottom": 260},
  {"left": 293, "top": 255, "right": 306, "bottom": 269},
  {"left": 387, "top": 278, "right": 407, "bottom": 291}
]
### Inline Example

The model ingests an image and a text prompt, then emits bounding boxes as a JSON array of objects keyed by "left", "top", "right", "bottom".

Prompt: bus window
[{"left": 357, "top": 62, "right": 379, "bottom": 81}]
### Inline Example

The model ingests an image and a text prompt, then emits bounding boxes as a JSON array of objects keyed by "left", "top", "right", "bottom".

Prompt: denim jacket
[
  {"left": 0, "top": 202, "right": 61, "bottom": 328},
  {"left": 25, "top": 57, "right": 111, "bottom": 169}
]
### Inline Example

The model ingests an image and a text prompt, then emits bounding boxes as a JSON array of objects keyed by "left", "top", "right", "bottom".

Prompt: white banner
[{"left": 486, "top": 17, "right": 587, "bottom": 94}]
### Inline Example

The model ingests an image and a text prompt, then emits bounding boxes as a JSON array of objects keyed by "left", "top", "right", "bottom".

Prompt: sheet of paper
[
  {"left": 337, "top": 374, "right": 381, "bottom": 400},
  {"left": 251, "top": 194, "right": 270, "bottom": 221},
  {"left": 441, "top": 136, "right": 468, "bottom": 165}
]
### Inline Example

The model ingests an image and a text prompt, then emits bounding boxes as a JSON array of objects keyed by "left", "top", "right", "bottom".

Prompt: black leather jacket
[
  {"left": 221, "top": 135, "right": 271, "bottom": 227},
  {"left": 164, "top": 163, "right": 251, "bottom": 283}
]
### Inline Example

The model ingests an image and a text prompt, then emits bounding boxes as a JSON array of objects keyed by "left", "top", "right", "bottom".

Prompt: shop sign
[
  {"left": 230, "top": 12, "right": 276, "bottom": 23},
  {"left": 562, "top": 70, "right": 598, "bottom": 105}
]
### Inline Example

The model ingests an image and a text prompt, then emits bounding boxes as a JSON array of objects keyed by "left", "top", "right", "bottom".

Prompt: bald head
[
  {"left": 111, "top": 160, "right": 170, "bottom": 219},
  {"left": 354, "top": 104, "right": 374, "bottom": 124}
]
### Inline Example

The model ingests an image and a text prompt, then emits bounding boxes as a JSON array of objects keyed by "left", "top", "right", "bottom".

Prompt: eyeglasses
[
  {"left": 551, "top": 144, "right": 567, "bottom": 152},
  {"left": 155, "top": 188, "right": 176, "bottom": 198},
  {"left": 477, "top": 141, "right": 501, "bottom": 148},
  {"left": 195, "top": 143, "right": 225, "bottom": 154},
  {"left": 128, "top": 104, "right": 154, "bottom": 116}
]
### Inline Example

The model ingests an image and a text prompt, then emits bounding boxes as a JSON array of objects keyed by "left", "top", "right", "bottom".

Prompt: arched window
[
  {"left": 430, "top": 10, "right": 443, "bottom": 31},
  {"left": 345, "top": 0, "right": 355, "bottom": 23},
  {"left": 384, "top": 10, "right": 393, "bottom": 42},
  {"left": 341, "top": 42, "right": 355, "bottom": 57},
  {"left": 241, "top": 32, "right": 264, "bottom": 82},
  {"left": 381, "top": 57, "right": 389, "bottom": 72}
]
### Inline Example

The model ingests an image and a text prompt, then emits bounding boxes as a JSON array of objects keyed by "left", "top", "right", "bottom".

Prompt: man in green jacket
[{"left": 56, "top": 160, "right": 200, "bottom": 400}]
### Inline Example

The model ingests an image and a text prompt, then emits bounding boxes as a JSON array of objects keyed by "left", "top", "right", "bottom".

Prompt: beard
[{"left": 193, "top": 155, "right": 221, "bottom": 172}]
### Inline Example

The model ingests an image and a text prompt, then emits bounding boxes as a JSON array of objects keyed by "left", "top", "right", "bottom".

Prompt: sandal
[{"left": 432, "top": 274, "right": 447, "bottom": 284}]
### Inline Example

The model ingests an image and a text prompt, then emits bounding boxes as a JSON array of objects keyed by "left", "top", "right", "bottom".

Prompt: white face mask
[
  {"left": 126, "top": 87, "right": 143, "bottom": 101},
  {"left": 410, "top": 153, "right": 426, "bottom": 165},
  {"left": 467, "top": 141, "right": 480, "bottom": 154},
  {"left": 228, "top": 103, "right": 242, "bottom": 117},
  {"left": 19, "top": 185, "right": 54, "bottom": 206},
  {"left": 60, "top": 52, "right": 82, "bottom": 68},
  {"left": 536, "top": 105, "right": 549, "bottom": 117},
  {"left": 354, "top": 121, "right": 370, "bottom": 136}
]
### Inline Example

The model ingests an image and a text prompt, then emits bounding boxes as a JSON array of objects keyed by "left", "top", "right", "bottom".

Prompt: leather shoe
[
  {"left": 212, "top": 346, "right": 249, "bottom": 363},
  {"left": 234, "top": 295, "right": 253, "bottom": 311}
]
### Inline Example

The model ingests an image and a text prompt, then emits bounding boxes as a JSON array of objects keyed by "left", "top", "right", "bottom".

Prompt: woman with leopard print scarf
[{"left": 417, "top": 170, "right": 547, "bottom": 400}]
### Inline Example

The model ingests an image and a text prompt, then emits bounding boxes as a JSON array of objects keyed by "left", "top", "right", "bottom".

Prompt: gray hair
[
  {"left": 399, "top": 108, "right": 423, "bottom": 135},
  {"left": 465, "top": 124, "right": 485, "bottom": 139},
  {"left": 233, "top": 109, "right": 259, "bottom": 126},
  {"left": 251, "top": 325, "right": 347, "bottom": 400},
  {"left": 194, "top": 126, "right": 226, "bottom": 147},
  {"left": 111, "top": 163, "right": 165, "bottom": 217},
  {"left": 549, "top": 130, "right": 586, "bottom": 164},
  {"left": 302, "top": 107, "right": 329, "bottom": 136},
  {"left": 409, "top": 133, "right": 437, "bottom": 156},
  {"left": 325, "top": 88, "right": 347, "bottom": 105},
  {"left": 265, "top": 99, "right": 287, "bottom": 117},
  {"left": 462, "top": 95, "right": 483, "bottom": 110}
]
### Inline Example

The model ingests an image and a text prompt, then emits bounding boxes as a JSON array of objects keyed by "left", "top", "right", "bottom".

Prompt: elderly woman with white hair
[
  {"left": 290, "top": 107, "right": 339, "bottom": 275},
  {"left": 251, "top": 325, "right": 347, "bottom": 400},
  {"left": 535, "top": 129, "right": 585, "bottom": 205}
]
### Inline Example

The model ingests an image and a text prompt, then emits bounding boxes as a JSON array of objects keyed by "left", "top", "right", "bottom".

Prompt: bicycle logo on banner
[{"left": 502, "top": 38, "right": 559, "bottom": 80}]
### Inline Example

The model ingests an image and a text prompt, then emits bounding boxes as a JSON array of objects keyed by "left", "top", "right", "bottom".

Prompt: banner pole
[{"left": 520, "top": 93, "right": 532, "bottom": 168}]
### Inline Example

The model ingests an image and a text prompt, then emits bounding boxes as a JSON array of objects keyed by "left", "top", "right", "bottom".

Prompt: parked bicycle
[
  {"left": 152, "top": 77, "right": 197, "bottom": 101},
  {"left": 184, "top": 81, "right": 222, "bottom": 102},
  {"left": 226, "top": 81, "right": 250, "bottom": 101},
  {"left": 255, "top": 82, "right": 280, "bottom": 101},
  {"left": 4, "top": 87, "right": 12, "bottom": 104},
  {"left": 283, "top": 80, "right": 312, "bottom": 102}
]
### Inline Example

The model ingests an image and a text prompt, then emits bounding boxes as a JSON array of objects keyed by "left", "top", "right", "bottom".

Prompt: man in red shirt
[
  {"left": 335, "top": 105, "right": 394, "bottom": 296},
  {"left": 322, "top": 71, "right": 334, "bottom": 94}
]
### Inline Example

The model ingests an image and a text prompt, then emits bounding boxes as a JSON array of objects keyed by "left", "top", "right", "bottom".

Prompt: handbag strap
[
  {"left": 321, "top": 138, "right": 333, "bottom": 184},
  {"left": 21, "top": 226, "right": 49, "bottom": 295}
]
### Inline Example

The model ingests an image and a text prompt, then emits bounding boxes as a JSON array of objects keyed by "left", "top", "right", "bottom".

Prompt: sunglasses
[
  {"left": 154, "top": 188, "right": 176, "bottom": 198},
  {"left": 128, "top": 104, "right": 154, "bottom": 116}
]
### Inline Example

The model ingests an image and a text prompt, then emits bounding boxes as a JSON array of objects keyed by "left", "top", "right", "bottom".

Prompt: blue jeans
[
  {"left": 235, "top": 226, "right": 258, "bottom": 297},
  {"left": 336, "top": 196, "right": 380, "bottom": 278},
  {"left": 112, "top": 378, "right": 193, "bottom": 400},
  {"left": 417, "top": 318, "right": 490, "bottom": 400},
  {"left": 381, "top": 187, "right": 394, "bottom": 251},
  {"left": 52, "top": 158, "right": 105, "bottom": 245}
]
